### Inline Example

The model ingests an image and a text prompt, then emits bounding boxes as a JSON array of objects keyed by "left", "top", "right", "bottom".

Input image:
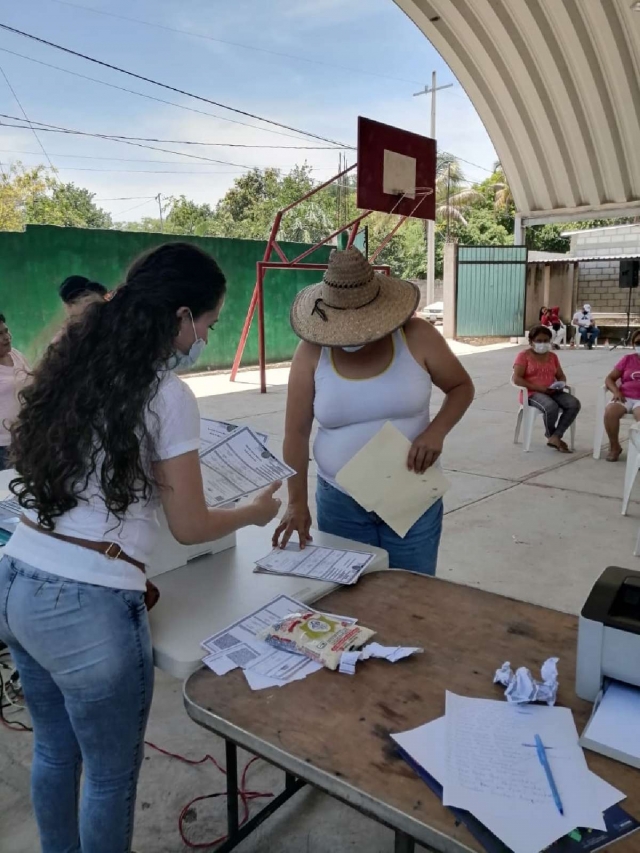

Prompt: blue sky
[{"left": 0, "top": 0, "right": 497, "bottom": 221}]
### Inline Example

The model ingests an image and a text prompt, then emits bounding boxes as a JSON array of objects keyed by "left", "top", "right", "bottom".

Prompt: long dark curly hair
[{"left": 10, "top": 242, "right": 226, "bottom": 529}]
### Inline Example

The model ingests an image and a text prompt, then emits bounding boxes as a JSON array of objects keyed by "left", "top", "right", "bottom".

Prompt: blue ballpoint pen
[{"left": 534, "top": 734, "right": 564, "bottom": 816}]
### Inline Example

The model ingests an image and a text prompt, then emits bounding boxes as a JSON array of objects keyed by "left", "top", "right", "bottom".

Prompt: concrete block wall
[
  {"left": 413, "top": 279, "right": 443, "bottom": 308},
  {"left": 572, "top": 224, "right": 640, "bottom": 312}
]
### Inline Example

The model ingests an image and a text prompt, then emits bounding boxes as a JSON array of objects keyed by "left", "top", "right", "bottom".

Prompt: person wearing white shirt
[
  {"left": 572, "top": 303, "right": 600, "bottom": 349},
  {"left": 0, "top": 243, "right": 282, "bottom": 853}
]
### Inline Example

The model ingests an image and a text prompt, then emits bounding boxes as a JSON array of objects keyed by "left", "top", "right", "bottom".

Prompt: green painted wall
[
  {"left": 456, "top": 245, "right": 528, "bottom": 337},
  {"left": 0, "top": 225, "right": 332, "bottom": 368}
]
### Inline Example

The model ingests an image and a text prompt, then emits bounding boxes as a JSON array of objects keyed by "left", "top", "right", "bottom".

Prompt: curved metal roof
[{"left": 394, "top": 0, "right": 640, "bottom": 223}]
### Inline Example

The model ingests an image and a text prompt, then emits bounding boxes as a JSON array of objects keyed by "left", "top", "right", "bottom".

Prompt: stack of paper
[
  {"left": 254, "top": 543, "right": 375, "bottom": 585},
  {"left": 201, "top": 595, "right": 355, "bottom": 691},
  {"left": 336, "top": 422, "right": 450, "bottom": 538},
  {"left": 580, "top": 681, "right": 640, "bottom": 770},
  {"left": 0, "top": 496, "right": 22, "bottom": 534},
  {"left": 391, "top": 694, "right": 628, "bottom": 853},
  {"left": 198, "top": 426, "right": 294, "bottom": 508}
]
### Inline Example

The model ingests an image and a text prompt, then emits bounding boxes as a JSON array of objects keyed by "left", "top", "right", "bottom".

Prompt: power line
[
  {"left": 112, "top": 197, "right": 155, "bottom": 217},
  {"left": 0, "top": 63, "right": 54, "bottom": 168},
  {"left": 0, "top": 147, "right": 330, "bottom": 166},
  {"left": 0, "top": 23, "right": 351, "bottom": 148},
  {"left": 0, "top": 46, "right": 336, "bottom": 145},
  {"left": 0, "top": 114, "right": 257, "bottom": 168},
  {"left": 0, "top": 105, "right": 344, "bottom": 149},
  {"left": 45, "top": 0, "right": 424, "bottom": 87},
  {"left": 94, "top": 195, "right": 156, "bottom": 201}
]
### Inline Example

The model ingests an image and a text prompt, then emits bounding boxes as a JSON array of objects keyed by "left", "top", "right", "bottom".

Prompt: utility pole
[
  {"left": 413, "top": 71, "right": 453, "bottom": 306},
  {"left": 156, "top": 192, "right": 163, "bottom": 232}
]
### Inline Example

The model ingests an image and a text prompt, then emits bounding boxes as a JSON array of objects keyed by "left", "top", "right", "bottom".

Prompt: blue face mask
[
  {"left": 341, "top": 345, "right": 365, "bottom": 353},
  {"left": 169, "top": 312, "right": 205, "bottom": 370}
]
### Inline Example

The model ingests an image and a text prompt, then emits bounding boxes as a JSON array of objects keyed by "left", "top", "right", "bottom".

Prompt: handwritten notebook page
[
  {"left": 392, "top": 716, "right": 623, "bottom": 853},
  {"left": 443, "top": 693, "right": 605, "bottom": 852}
]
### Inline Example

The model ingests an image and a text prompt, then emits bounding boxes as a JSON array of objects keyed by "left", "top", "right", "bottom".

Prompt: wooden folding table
[{"left": 184, "top": 571, "right": 640, "bottom": 853}]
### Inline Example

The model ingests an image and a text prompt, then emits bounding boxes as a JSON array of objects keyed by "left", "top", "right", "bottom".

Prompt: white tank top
[{"left": 313, "top": 329, "right": 433, "bottom": 490}]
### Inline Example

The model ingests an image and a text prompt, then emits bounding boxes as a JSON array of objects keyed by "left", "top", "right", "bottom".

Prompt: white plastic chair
[
  {"left": 513, "top": 384, "right": 576, "bottom": 452},
  {"left": 622, "top": 425, "right": 640, "bottom": 516},
  {"left": 571, "top": 323, "right": 585, "bottom": 348},
  {"left": 593, "top": 386, "right": 635, "bottom": 460}
]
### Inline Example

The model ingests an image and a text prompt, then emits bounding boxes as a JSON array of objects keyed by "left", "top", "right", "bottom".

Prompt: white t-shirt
[
  {"left": 5, "top": 370, "right": 200, "bottom": 591},
  {"left": 0, "top": 349, "right": 30, "bottom": 447}
]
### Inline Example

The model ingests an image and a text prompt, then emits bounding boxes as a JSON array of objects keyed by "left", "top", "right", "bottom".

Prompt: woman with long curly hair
[{"left": 0, "top": 242, "right": 281, "bottom": 853}]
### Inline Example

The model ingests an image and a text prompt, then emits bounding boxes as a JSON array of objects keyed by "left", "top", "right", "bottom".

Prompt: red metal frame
[{"left": 230, "top": 163, "right": 423, "bottom": 393}]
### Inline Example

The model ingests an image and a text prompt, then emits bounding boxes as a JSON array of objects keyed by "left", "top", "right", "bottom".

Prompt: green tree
[
  {"left": 0, "top": 163, "right": 112, "bottom": 230},
  {"left": 27, "top": 182, "right": 112, "bottom": 229},
  {"left": 164, "top": 195, "right": 216, "bottom": 236},
  {"left": 0, "top": 164, "right": 51, "bottom": 231}
]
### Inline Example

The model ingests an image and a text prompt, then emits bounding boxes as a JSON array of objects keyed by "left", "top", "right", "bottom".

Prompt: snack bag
[{"left": 260, "top": 612, "right": 375, "bottom": 671}]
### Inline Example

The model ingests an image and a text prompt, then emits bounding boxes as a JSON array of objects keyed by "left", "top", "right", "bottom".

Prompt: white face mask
[
  {"left": 341, "top": 345, "right": 365, "bottom": 353},
  {"left": 169, "top": 311, "right": 206, "bottom": 370},
  {"left": 635, "top": 346, "right": 640, "bottom": 356},
  {"left": 533, "top": 342, "right": 551, "bottom": 354}
]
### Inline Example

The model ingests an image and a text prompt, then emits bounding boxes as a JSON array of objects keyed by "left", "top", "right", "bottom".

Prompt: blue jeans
[
  {"left": 316, "top": 478, "right": 443, "bottom": 575},
  {"left": 579, "top": 325, "right": 600, "bottom": 347},
  {"left": 0, "top": 556, "right": 154, "bottom": 853}
]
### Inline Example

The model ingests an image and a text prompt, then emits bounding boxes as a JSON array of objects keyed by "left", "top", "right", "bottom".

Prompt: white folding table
[{"left": 0, "top": 469, "right": 389, "bottom": 677}]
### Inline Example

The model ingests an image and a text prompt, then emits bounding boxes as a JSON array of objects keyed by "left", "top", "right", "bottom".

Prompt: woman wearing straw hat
[{"left": 272, "top": 247, "right": 474, "bottom": 574}]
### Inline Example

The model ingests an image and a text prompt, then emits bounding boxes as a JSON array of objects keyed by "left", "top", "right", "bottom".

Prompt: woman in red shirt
[
  {"left": 540, "top": 306, "right": 565, "bottom": 349},
  {"left": 513, "top": 325, "right": 581, "bottom": 452}
]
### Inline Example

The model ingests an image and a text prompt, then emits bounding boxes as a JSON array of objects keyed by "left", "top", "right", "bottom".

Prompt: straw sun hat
[{"left": 290, "top": 247, "right": 420, "bottom": 347}]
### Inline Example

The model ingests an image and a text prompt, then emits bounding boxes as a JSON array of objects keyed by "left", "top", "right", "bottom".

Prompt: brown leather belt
[{"left": 21, "top": 515, "right": 146, "bottom": 572}]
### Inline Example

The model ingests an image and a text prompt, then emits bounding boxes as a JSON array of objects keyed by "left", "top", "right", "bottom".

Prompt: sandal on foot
[
  {"left": 547, "top": 439, "right": 570, "bottom": 453},
  {"left": 607, "top": 447, "right": 623, "bottom": 462}
]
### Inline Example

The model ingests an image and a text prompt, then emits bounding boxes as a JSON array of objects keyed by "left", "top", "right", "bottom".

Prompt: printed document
[
  {"left": 199, "top": 426, "right": 294, "bottom": 507},
  {"left": 200, "top": 417, "right": 268, "bottom": 449},
  {"left": 336, "top": 422, "right": 450, "bottom": 538},
  {"left": 201, "top": 594, "right": 353, "bottom": 690},
  {"left": 254, "top": 543, "right": 375, "bottom": 585}
]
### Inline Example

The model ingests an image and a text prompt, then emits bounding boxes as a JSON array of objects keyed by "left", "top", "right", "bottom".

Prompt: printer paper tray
[{"left": 579, "top": 680, "right": 640, "bottom": 770}]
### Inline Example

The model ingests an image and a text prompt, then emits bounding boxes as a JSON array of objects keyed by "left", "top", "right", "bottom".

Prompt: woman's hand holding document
[
  {"left": 199, "top": 426, "right": 295, "bottom": 508},
  {"left": 336, "top": 422, "right": 450, "bottom": 538}
]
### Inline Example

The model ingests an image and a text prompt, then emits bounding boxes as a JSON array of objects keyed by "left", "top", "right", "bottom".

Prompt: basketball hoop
[{"left": 230, "top": 118, "right": 437, "bottom": 392}]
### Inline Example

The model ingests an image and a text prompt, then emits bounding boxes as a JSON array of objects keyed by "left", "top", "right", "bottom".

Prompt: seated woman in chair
[
  {"left": 513, "top": 325, "right": 581, "bottom": 453},
  {"left": 603, "top": 329, "right": 640, "bottom": 462},
  {"left": 540, "top": 305, "right": 566, "bottom": 350}
]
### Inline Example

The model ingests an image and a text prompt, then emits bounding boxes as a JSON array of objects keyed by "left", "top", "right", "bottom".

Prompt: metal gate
[{"left": 456, "top": 245, "right": 528, "bottom": 337}]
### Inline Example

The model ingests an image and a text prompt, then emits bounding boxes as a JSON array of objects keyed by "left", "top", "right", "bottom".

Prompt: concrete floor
[{"left": 2, "top": 341, "right": 638, "bottom": 852}]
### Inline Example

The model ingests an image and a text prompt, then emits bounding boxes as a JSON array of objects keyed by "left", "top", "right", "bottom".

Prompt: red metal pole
[
  {"left": 257, "top": 264, "right": 267, "bottom": 394},
  {"left": 230, "top": 211, "right": 285, "bottom": 382},
  {"left": 230, "top": 165, "right": 360, "bottom": 384},
  {"left": 230, "top": 286, "right": 258, "bottom": 382},
  {"left": 289, "top": 211, "right": 372, "bottom": 265},
  {"left": 271, "top": 241, "right": 288, "bottom": 263},
  {"left": 369, "top": 216, "right": 408, "bottom": 263},
  {"left": 279, "top": 163, "right": 357, "bottom": 215}
]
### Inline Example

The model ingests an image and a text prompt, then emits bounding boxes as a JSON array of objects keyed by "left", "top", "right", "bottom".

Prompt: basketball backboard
[{"left": 356, "top": 116, "right": 436, "bottom": 220}]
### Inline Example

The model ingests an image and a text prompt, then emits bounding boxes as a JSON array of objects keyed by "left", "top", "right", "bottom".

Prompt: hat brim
[{"left": 290, "top": 272, "right": 420, "bottom": 347}]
